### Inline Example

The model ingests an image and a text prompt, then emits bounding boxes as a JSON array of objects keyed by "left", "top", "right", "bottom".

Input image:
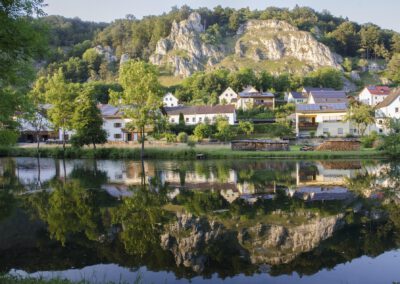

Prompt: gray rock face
[
  {"left": 239, "top": 213, "right": 345, "bottom": 265},
  {"left": 150, "top": 12, "right": 224, "bottom": 77},
  {"left": 119, "top": 53, "right": 130, "bottom": 65},
  {"left": 161, "top": 212, "right": 345, "bottom": 272},
  {"left": 150, "top": 14, "right": 341, "bottom": 77},
  {"left": 94, "top": 45, "right": 117, "bottom": 63}
]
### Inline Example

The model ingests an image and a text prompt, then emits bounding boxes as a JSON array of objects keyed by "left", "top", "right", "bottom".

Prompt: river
[{"left": 0, "top": 157, "right": 399, "bottom": 283}]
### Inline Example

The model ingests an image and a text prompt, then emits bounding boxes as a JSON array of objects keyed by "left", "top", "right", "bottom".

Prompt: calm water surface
[{"left": 1, "top": 157, "right": 400, "bottom": 283}]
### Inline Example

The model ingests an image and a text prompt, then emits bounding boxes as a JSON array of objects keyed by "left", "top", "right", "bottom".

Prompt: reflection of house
[
  {"left": 295, "top": 162, "right": 358, "bottom": 187},
  {"left": 165, "top": 105, "right": 236, "bottom": 125},
  {"left": 287, "top": 186, "right": 353, "bottom": 201},
  {"left": 295, "top": 103, "right": 351, "bottom": 137},
  {"left": 219, "top": 87, "right": 238, "bottom": 105},
  {"left": 358, "top": 86, "right": 390, "bottom": 106},
  {"left": 237, "top": 86, "right": 275, "bottom": 110},
  {"left": 220, "top": 189, "right": 240, "bottom": 203},
  {"left": 375, "top": 89, "right": 400, "bottom": 134}
]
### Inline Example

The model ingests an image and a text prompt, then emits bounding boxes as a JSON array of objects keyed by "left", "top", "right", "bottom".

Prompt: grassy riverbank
[{"left": 0, "top": 144, "right": 383, "bottom": 160}]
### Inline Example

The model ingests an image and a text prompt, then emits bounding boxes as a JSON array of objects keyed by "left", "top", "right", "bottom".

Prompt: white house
[
  {"left": 163, "top": 93, "right": 179, "bottom": 107},
  {"left": 358, "top": 86, "right": 391, "bottom": 106},
  {"left": 295, "top": 103, "right": 353, "bottom": 137},
  {"left": 375, "top": 89, "right": 400, "bottom": 134},
  {"left": 165, "top": 105, "right": 236, "bottom": 125},
  {"left": 219, "top": 87, "right": 238, "bottom": 105},
  {"left": 285, "top": 91, "right": 307, "bottom": 104},
  {"left": 237, "top": 86, "right": 275, "bottom": 110}
]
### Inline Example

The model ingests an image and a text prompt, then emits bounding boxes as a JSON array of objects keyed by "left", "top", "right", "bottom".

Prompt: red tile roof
[{"left": 367, "top": 86, "right": 391, "bottom": 95}]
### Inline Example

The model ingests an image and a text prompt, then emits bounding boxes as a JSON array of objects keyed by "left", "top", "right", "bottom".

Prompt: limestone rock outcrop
[{"left": 150, "top": 13, "right": 342, "bottom": 77}]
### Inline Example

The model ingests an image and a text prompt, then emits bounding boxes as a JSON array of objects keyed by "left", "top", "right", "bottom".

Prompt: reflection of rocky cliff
[{"left": 161, "top": 213, "right": 345, "bottom": 272}]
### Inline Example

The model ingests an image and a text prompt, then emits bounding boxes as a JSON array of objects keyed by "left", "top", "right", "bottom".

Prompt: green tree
[
  {"left": 215, "top": 117, "right": 237, "bottom": 142},
  {"left": 45, "top": 70, "right": 78, "bottom": 151},
  {"left": 329, "top": 22, "right": 360, "bottom": 57},
  {"left": 82, "top": 48, "right": 103, "bottom": 73},
  {"left": 0, "top": 0, "right": 47, "bottom": 145},
  {"left": 71, "top": 86, "right": 107, "bottom": 149},
  {"left": 386, "top": 53, "right": 400, "bottom": 83},
  {"left": 344, "top": 103, "right": 375, "bottom": 136},
  {"left": 238, "top": 120, "right": 254, "bottom": 136},
  {"left": 380, "top": 118, "right": 400, "bottom": 158},
  {"left": 360, "top": 25, "right": 380, "bottom": 59},
  {"left": 342, "top": 57, "right": 354, "bottom": 72},
  {"left": 194, "top": 123, "right": 212, "bottom": 141},
  {"left": 110, "top": 60, "right": 162, "bottom": 160}
]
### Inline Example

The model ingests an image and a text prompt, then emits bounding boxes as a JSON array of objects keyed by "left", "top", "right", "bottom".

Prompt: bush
[
  {"left": 0, "top": 130, "right": 18, "bottom": 146},
  {"left": 177, "top": 132, "right": 188, "bottom": 143},
  {"left": 361, "top": 132, "right": 377, "bottom": 148},
  {"left": 252, "top": 123, "right": 294, "bottom": 138},
  {"left": 187, "top": 136, "right": 196, "bottom": 148},
  {"left": 194, "top": 123, "right": 212, "bottom": 141},
  {"left": 165, "top": 133, "right": 177, "bottom": 143}
]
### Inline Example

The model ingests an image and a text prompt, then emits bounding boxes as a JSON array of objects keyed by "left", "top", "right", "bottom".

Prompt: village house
[
  {"left": 295, "top": 103, "right": 352, "bottom": 137},
  {"left": 164, "top": 105, "right": 236, "bottom": 125},
  {"left": 307, "top": 90, "right": 348, "bottom": 104},
  {"left": 375, "top": 88, "right": 400, "bottom": 134},
  {"left": 236, "top": 86, "right": 275, "bottom": 110},
  {"left": 358, "top": 85, "right": 391, "bottom": 106},
  {"left": 163, "top": 92, "right": 179, "bottom": 107},
  {"left": 219, "top": 87, "right": 238, "bottom": 105},
  {"left": 285, "top": 91, "right": 307, "bottom": 104}
]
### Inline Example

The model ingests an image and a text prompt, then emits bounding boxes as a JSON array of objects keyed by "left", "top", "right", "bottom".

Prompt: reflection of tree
[
  {"left": 175, "top": 189, "right": 228, "bottom": 215},
  {"left": 344, "top": 172, "right": 378, "bottom": 194},
  {"left": 68, "top": 163, "right": 108, "bottom": 189},
  {"left": 112, "top": 187, "right": 167, "bottom": 256},
  {"left": 0, "top": 190, "right": 15, "bottom": 221},
  {"left": 27, "top": 180, "right": 107, "bottom": 245}
]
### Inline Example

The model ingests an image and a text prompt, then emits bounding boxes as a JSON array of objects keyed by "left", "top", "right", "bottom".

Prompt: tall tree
[
  {"left": 110, "top": 60, "right": 162, "bottom": 160},
  {"left": 386, "top": 53, "right": 400, "bottom": 83},
  {"left": 344, "top": 103, "right": 375, "bottom": 137},
  {"left": 45, "top": 69, "right": 78, "bottom": 151},
  {"left": 0, "top": 0, "right": 47, "bottom": 145},
  {"left": 71, "top": 86, "right": 107, "bottom": 149}
]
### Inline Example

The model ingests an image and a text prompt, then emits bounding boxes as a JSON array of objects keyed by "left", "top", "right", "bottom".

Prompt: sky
[{"left": 43, "top": 0, "right": 400, "bottom": 32}]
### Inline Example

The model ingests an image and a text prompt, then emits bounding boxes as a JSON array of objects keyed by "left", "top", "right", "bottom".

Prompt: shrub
[
  {"left": 187, "top": 136, "right": 196, "bottom": 148},
  {"left": 177, "top": 132, "right": 188, "bottom": 143},
  {"left": 165, "top": 133, "right": 177, "bottom": 143},
  {"left": 361, "top": 132, "right": 377, "bottom": 148},
  {"left": 194, "top": 123, "right": 212, "bottom": 141}
]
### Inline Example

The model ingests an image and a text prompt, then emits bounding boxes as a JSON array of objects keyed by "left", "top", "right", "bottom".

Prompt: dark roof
[
  {"left": 98, "top": 104, "right": 120, "bottom": 117},
  {"left": 303, "top": 87, "right": 335, "bottom": 93},
  {"left": 296, "top": 103, "right": 348, "bottom": 113},
  {"left": 165, "top": 105, "right": 236, "bottom": 115},
  {"left": 376, "top": 88, "right": 400, "bottom": 109},
  {"left": 289, "top": 91, "right": 304, "bottom": 99},
  {"left": 239, "top": 86, "right": 274, "bottom": 98},
  {"left": 366, "top": 85, "right": 391, "bottom": 95},
  {"left": 309, "top": 91, "right": 348, "bottom": 103}
]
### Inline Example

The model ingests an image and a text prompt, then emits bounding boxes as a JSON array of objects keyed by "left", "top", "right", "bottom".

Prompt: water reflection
[{"left": 1, "top": 157, "right": 400, "bottom": 283}]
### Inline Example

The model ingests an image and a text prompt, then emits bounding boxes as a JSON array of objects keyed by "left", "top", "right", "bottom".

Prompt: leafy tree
[
  {"left": 110, "top": 60, "right": 162, "bottom": 160},
  {"left": 194, "top": 123, "right": 212, "bottom": 141},
  {"left": 342, "top": 57, "right": 355, "bottom": 72},
  {"left": 344, "top": 103, "right": 375, "bottom": 136},
  {"left": 71, "top": 86, "right": 107, "bottom": 149},
  {"left": 45, "top": 69, "right": 78, "bottom": 151},
  {"left": 238, "top": 120, "right": 254, "bottom": 136},
  {"left": 329, "top": 22, "right": 360, "bottom": 57},
  {"left": 0, "top": 0, "right": 47, "bottom": 145},
  {"left": 82, "top": 48, "right": 103, "bottom": 73},
  {"left": 215, "top": 117, "right": 237, "bottom": 142},
  {"left": 380, "top": 118, "right": 400, "bottom": 158},
  {"left": 391, "top": 34, "right": 400, "bottom": 54},
  {"left": 386, "top": 53, "right": 400, "bottom": 83},
  {"left": 360, "top": 24, "right": 380, "bottom": 59}
]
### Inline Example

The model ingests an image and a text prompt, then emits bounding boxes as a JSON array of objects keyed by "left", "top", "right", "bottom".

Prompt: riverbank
[{"left": 0, "top": 144, "right": 383, "bottom": 160}]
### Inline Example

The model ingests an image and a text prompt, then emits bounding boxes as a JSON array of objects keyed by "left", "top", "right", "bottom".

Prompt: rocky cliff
[
  {"left": 161, "top": 212, "right": 345, "bottom": 272},
  {"left": 150, "top": 13, "right": 342, "bottom": 77}
]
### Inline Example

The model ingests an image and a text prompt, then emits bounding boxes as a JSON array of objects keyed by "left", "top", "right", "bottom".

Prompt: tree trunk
[
  {"left": 93, "top": 141, "right": 96, "bottom": 150},
  {"left": 36, "top": 132, "right": 40, "bottom": 155},
  {"left": 62, "top": 128, "right": 66, "bottom": 153},
  {"left": 141, "top": 127, "right": 145, "bottom": 160}
]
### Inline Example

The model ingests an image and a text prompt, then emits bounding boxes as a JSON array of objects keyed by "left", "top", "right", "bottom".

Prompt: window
[
  {"left": 396, "top": 108, "right": 399, "bottom": 113},
  {"left": 185, "top": 117, "right": 189, "bottom": 122},
  {"left": 338, "top": 128, "right": 343, "bottom": 135},
  {"left": 114, "top": 134, "right": 122, "bottom": 139},
  {"left": 378, "top": 120, "right": 383, "bottom": 125},
  {"left": 379, "top": 128, "right": 383, "bottom": 133},
  {"left": 192, "top": 117, "right": 195, "bottom": 122},
  {"left": 114, "top": 122, "right": 122, "bottom": 128},
  {"left": 199, "top": 117, "right": 202, "bottom": 122},
  {"left": 171, "top": 118, "right": 175, "bottom": 123},
  {"left": 323, "top": 128, "right": 329, "bottom": 134}
]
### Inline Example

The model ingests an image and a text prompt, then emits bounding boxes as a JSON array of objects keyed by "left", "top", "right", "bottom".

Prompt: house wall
[
  {"left": 359, "top": 88, "right": 388, "bottom": 106},
  {"left": 375, "top": 98, "right": 400, "bottom": 134},
  {"left": 219, "top": 89, "right": 238, "bottom": 104},
  {"left": 296, "top": 112, "right": 352, "bottom": 137},
  {"left": 237, "top": 97, "right": 274, "bottom": 110},
  {"left": 163, "top": 94, "right": 179, "bottom": 107},
  {"left": 168, "top": 112, "right": 236, "bottom": 125}
]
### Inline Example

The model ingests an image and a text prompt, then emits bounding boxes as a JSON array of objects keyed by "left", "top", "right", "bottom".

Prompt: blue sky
[{"left": 43, "top": 0, "right": 400, "bottom": 32}]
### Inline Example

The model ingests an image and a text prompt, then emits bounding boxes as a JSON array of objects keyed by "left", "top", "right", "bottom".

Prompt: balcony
[{"left": 298, "top": 122, "right": 318, "bottom": 130}]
